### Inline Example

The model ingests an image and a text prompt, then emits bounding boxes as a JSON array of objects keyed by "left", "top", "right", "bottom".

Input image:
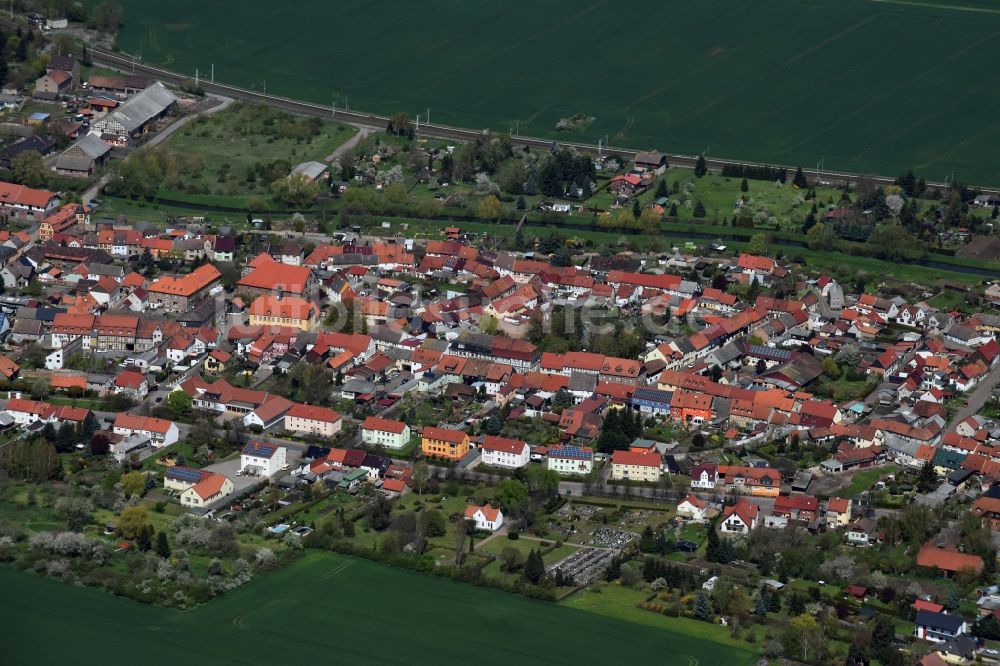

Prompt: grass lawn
[
  {"left": 155, "top": 102, "right": 356, "bottom": 207},
  {"left": 563, "top": 582, "right": 756, "bottom": 660},
  {"left": 833, "top": 466, "right": 895, "bottom": 499},
  {"left": 0, "top": 551, "right": 759, "bottom": 664}
]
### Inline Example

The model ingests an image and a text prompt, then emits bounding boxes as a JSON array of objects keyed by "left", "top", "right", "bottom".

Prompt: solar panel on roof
[
  {"left": 167, "top": 467, "right": 203, "bottom": 483},
  {"left": 243, "top": 442, "right": 276, "bottom": 457}
]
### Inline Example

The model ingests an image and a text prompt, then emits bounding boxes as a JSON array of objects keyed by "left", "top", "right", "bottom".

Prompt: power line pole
[
  {"left": 211, "top": 64, "right": 214, "bottom": 84},
  {"left": 426, "top": 108, "right": 431, "bottom": 125}
]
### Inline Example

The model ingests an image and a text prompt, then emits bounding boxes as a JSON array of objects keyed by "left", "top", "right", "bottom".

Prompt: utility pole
[
  {"left": 211, "top": 64, "right": 214, "bottom": 84},
  {"left": 195, "top": 68, "right": 199, "bottom": 87},
  {"left": 331, "top": 94, "right": 336, "bottom": 118},
  {"left": 263, "top": 80, "right": 266, "bottom": 95},
  {"left": 426, "top": 108, "right": 431, "bottom": 125},
  {"left": 415, "top": 113, "right": 421, "bottom": 131}
]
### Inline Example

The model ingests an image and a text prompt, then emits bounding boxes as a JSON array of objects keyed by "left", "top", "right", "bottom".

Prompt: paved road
[{"left": 948, "top": 361, "right": 1000, "bottom": 432}]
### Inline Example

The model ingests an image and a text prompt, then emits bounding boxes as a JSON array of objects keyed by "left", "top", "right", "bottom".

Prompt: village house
[
  {"left": 147, "top": 263, "right": 222, "bottom": 313},
  {"left": 421, "top": 426, "right": 470, "bottom": 461},
  {"left": 248, "top": 295, "right": 318, "bottom": 331},
  {"left": 547, "top": 445, "right": 593, "bottom": 476},
  {"left": 610, "top": 449, "right": 661, "bottom": 482},
  {"left": 676, "top": 494, "right": 708, "bottom": 522},
  {"left": 361, "top": 416, "right": 411, "bottom": 450},
  {"left": 479, "top": 435, "right": 530, "bottom": 468},
  {"left": 180, "top": 472, "right": 234, "bottom": 509},
  {"left": 284, "top": 404, "right": 342, "bottom": 438},
  {"left": 240, "top": 442, "right": 287, "bottom": 477},
  {"left": 112, "top": 413, "right": 179, "bottom": 447},
  {"left": 720, "top": 499, "right": 759, "bottom": 535},
  {"left": 464, "top": 503, "right": 503, "bottom": 531}
]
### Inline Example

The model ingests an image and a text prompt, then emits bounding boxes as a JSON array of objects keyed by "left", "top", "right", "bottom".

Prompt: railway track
[{"left": 4, "top": 14, "right": 996, "bottom": 196}]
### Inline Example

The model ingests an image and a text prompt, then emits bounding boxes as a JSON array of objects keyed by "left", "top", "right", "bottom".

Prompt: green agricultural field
[
  {"left": 116, "top": 0, "right": 1000, "bottom": 185},
  {"left": 0, "top": 552, "right": 757, "bottom": 665}
]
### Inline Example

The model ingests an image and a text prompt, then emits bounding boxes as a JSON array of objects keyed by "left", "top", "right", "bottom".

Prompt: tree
[
  {"left": 477, "top": 195, "right": 502, "bottom": 221},
  {"left": 120, "top": 471, "right": 147, "bottom": 498},
  {"left": 499, "top": 546, "right": 523, "bottom": 572},
  {"left": 524, "top": 548, "right": 545, "bottom": 584},
  {"left": 138, "top": 247, "right": 156, "bottom": 276},
  {"left": 167, "top": 391, "right": 193, "bottom": 420},
  {"left": 88, "top": 0, "right": 124, "bottom": 32},
  {"left": 694, "top": 591, "right": 712, "bottom": 621},
  {"left": 655, "top": 179, "right": 669, "bottom": 198},
  {"left": 782, "top": 613, "right": 822, "bottom": 663},
  {"left": 792, "top": 166, "right": 808, "bottom": 189},
  {"left": 746, "top": 233, "right": 771, "bottom": 256},
  {"left": 425, "top": 510, "right": 446, "bottom": 537},
  {"left": 494, "top": 479, "right": 529, "bottom": 516},
  {"left": 55, "top": 496, "right": 93, "bottom": 531},
  {"left": 917, "top": 460, "right": 937, "bottom": 493},
  {"left": 740, "top": 178, "right": 749, "bottom": 193},
  {"left": 117, "top": 506, "right": 152, "bottom": 540},
  {"left": 271, "top": 173, "right": 320, "bottom": 209},
  {"left": 155, "top": 531, "right": 171, "bottom": 558},
  {"left": 694, "top": 155, "right": 707, "bottom": 177},
  {"left": 821, "top": 356, "right": 840, "bottom": 378},
  {"left": 516, "top": 195, "right": 526, "bottom": 211},
  {"left": 693, "top": 200, "right": 706, "bottom": 218},
  {"left": 368, "top": 494, "right": 392, "bottom": 531},
  {"left": 974, "top": 614, "right": 1000, "bottom": 640},
  {"left": 386, "top": 111, "right": 412, "bottom": 136},
  {"left": 411, "top": 461, "right": 430, "bottom": 495},
  {"left": 11, "top": 150, "right": 47, "bottom": 188},
  {"left": 871, "top": 614, "right": 897, "bottom": 664}
]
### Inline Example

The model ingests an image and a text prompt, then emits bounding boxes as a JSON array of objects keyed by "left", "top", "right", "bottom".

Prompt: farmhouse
[
  {"left": 91, "top": 82, "right": 178, "bottom": 143},
  {"left": 0, "top": 181, "right": 60, "bottom": 221},
  {"left": 54, "top": 133, "right": 113, "bottom": 178},
  {"left": 147, "top": 263, "right": 222, "bottom": 312}
]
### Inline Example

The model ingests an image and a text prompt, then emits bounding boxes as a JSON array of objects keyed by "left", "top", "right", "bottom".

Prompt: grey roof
[
  {"left": 55, "top": 154, "right": 94, "bottom": 173},
  {"left": 291, "top": 161, "right": 327, "bottom": 181},
  {"left": 73, "top": 133, "right": 112, "bottom": 160},
  {"left": 94, "top": 81, "right": 177, "bottom": 133}
]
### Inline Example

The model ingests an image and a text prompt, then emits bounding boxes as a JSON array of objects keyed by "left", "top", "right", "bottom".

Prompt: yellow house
[
  {"left": 248, "top": 295, "right": 318, "bottom": 331},
  {"left": 204, "top": 349, "right": 231, "bottom": 375},
  {"left": 421, "top": 426, "right": 470, "bottom": 461}
]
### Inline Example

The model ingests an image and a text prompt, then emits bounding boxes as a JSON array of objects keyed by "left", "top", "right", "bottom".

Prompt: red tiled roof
[
  {"left": 464, "top": 503, "right": 501, "bottom": 522},
  {"left": 422, "top": 426, "right": 467, "bottom": 444},
  {"left": 287, "top": 403, "right": 341, "bottom": 423},
  {"left": 611, "top": 450, "right": 660, "bottom": 467},
  {"left": 480, "top": 435, "right": 527, "bottom": 454},
  {"left": 916, "top": 544, "right": 984, "bottom": 573},
  {"left": 362, "top": 416, "right": 407, "bottom": 434},
  {"left": 148, "top": 263, "right": 221, "bottom": 297}
]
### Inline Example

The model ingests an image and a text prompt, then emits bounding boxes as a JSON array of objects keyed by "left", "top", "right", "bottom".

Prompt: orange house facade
[
  {"left": 670, "top": 390, "right": 713, "bottom": 426},
  {"left": 421, "top": 426, "right": 470, "bottom": 461}
]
